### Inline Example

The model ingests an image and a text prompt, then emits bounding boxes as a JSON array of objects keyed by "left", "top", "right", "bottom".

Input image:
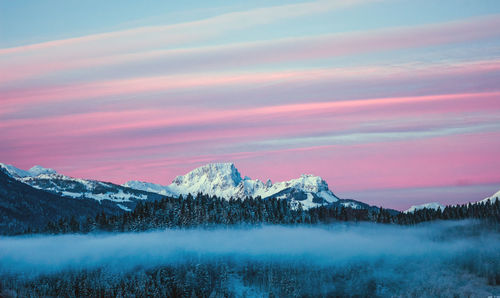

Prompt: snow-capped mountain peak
[
  {"left": 124, "top": 162, "right": 339, "bottom": 209},
  {"left": 289, "top": 174, "right": 330, "bottom": 193},
  {"left": 169, "top": 163, "right": 246, "bottom": 199},
  {"left": 28, "top": 165, "right": 57, "bottom": 176},
  {"left": 172, "top": 162, "right": 242, "bottom": 188},
  {"left": 0, "top": 163, "right": 58, "bottom": 178},
  {"left": 0, "top": 163, "right": 32, "bottom": 178},
  {"left": 404, "top": 202, "right": 445, "bottom": 213}
]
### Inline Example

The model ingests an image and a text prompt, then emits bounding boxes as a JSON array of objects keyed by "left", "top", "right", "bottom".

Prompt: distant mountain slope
[
  {"left": 124, "top": 163, "right": 342, "bottom": 209},
  {"left": 0, "top": 169, "right": 124, "bottom": 234},
  {"left": 0, "top": 163, "right": 165, "bottom": 212},
  {"left": 404, "top": 202, "right": 445, "bottom": 213},
  {"left": 404, "top": 189, "right": 500, "bottom": 213},
  {"left": 479, "top": 190, "right": 500, "bottom": 204}
]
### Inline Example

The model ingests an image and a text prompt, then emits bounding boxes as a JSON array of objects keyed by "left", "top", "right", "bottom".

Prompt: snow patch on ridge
[
  {"left": 123, "top": 180, "right": 175, "bottom": 197},
  {"left": 117, "top": 204, "right": 132, "bottom": 212}
]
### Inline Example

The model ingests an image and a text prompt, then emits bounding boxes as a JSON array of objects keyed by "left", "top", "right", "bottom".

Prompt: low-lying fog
[{"left": 1, "top": 220, "right": 498, "bottom": 276}]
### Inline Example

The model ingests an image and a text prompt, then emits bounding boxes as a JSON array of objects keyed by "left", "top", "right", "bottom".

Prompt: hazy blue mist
[
  {"left": 0, "top": 221, "right": 497, "bottom": 275},
  {"left": 1, "top": 221, "right": 499, "bottom": 296}
]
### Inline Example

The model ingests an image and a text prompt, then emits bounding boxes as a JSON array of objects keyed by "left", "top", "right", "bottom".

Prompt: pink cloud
[
  {"left": 2, "top": 91, "right": 499, "bottom": 141},
  {"left": 1, "top": 14, "right": 499, "bottom": 84},
  {"left": 235, "top": 131, "right": 500, "bottom": 192},
  {"left": 28, "top": 131, "right": 500, "bottom": 194},
  {"left": 2, "top": 59, "right": 499, "bottom": 114},
  {"left": 1, "top": 3, "right": 499, "bottom": 211},
  {"left": 2, "top": 90, "right": 499, "bottom": 191}
]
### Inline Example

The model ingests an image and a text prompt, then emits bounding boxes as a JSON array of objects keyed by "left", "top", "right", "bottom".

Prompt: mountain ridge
[
  {"left": 404, "top": 190, "right": 500, "bottom": 213},
  {"left": 124, "top": 162, "right": 340, "bottom": 209},
  {"left": 3, "top": 162, "right": 497, "bottom": 213},
  {"left": 0, "top": 163, "right": 164, "bottom": 211},
  {"left": 0, "top": 168, "right": 123, "bottom": 234}
]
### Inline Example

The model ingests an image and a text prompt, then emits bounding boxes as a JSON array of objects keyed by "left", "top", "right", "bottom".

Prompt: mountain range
[
  {"left": 1, "top": 162, "right": 370, "bottom": 211},
  {"left": 0, "top": 161, "right": 498, "bottom": 233},
  {"left": 0, "top": 167, "right": 123, "bottom": 234},
  {"left": 0, "top": 163, "right": 164, "bottom": 212},
  {"left": 124, "top": 163, "right": 343, "bottom": 209}
]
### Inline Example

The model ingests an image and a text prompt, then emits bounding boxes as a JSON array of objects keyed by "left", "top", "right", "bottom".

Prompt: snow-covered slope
[
  {"left": 124, "top": 162, "right": 339, "bottom": 209},
  {"left": 0, "top": 164, "right": 58, "bottom": 178},
  {"left": 404, "top": 202, "right": 445, "bottom": 213},
  {"left": 122, "top": 180, "right": 176, "bottom": 197},
  {"left": 0, "top": 163, "right": 163, "bottom": 211},
  {"left": 404, "top": 189, "right": 500, "bottom": 213},
  {"left": 479, "top": 190, "right": 500, "bottom": 204}
]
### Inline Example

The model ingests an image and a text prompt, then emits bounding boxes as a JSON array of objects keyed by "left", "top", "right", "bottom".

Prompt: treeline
[
  {"left": 394, "top": 199, "right": 500, "bottom": 224},
  {"left": 39, "top": 193, "right": 500, "bottom": 234},
  {"left": 43, "top": 194, "right": 375, "bottom": 234}
]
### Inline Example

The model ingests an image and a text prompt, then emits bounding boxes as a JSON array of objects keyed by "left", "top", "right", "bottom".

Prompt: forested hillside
[
  {"left": 0, "top": 169, "right": 123, "bottom": 234},
  {"left": 38, "top": 192, "right": 500, "bottom": 234}
]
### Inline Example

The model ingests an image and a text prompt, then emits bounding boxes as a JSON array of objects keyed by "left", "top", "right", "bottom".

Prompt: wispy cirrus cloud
[
  {"left": 2, "top": 91, "right": 499, "bottom": 134},
  {"left": 0, "top": 0, "right": 378, "bottom": 83},
  {"left": 1, "top": 14, "right": 499, "bottom": 85},
  {"left": 2, "top": 91, "right": 500, "bottom": 177},
  {"left": 2, "top": 58, "right": 499, "bottom": 112}
]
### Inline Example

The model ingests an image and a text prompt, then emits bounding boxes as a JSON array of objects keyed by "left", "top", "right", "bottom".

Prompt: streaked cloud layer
[{"left": 1, "top": 0, "right": 500, "bottom": 209}]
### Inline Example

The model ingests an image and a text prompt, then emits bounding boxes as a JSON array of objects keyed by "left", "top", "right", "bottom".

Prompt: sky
[{"left": 1, "top": 0, "right": 500, "bottom": 210}]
